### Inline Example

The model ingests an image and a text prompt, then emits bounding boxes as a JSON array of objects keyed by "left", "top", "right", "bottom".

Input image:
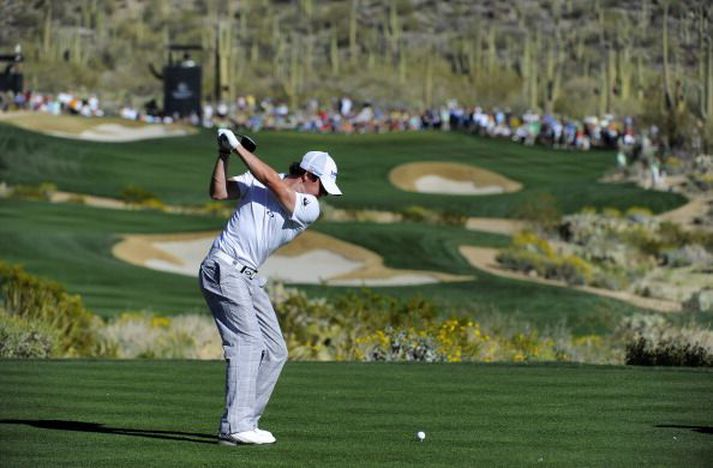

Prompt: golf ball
[{"left": 417, "top": 431, "right": 426, "bottom": 441}]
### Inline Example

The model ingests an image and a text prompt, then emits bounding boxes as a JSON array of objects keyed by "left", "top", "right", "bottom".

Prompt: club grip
[{"left": 239, "top": 135, "right": 257, "bottom": 152}]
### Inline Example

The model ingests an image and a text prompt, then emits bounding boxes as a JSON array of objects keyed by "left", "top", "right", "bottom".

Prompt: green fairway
[
  {"left": 0, "top": 122, "right": 694, "bottom": 330},
  {"left": 0, "top": 123, "right": 685, "bottom": 216},
  {"left": 1, "top": 360, "right": 711, "bottom": 466},
  {"left": 0, "top": 198, "right": 220, "bottom": 315},
  {"left": 0, "top": 198, "right": 653, "bottom": 333}
]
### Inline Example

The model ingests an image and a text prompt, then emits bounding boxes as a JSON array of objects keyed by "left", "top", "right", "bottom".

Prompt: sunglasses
[{"left": 307, "top": 172, "right": 327, "bottom": 196}]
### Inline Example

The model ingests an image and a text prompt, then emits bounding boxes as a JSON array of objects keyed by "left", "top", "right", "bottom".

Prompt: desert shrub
[
  {"left": 355, "top": 318, "right": 569, "bottom": 363},
  {"left": 401, "top": 205, "right": 435, "bottom": 223},
  {"left": 662, "top": 245, "right": 713, "bottom": 268},
  {"left": 621, "top": 221, "right": 713, "bottom": 258},
  {"left": 202, "top": 201, "right": 232, "bottom": 217},
  {"left": 683, "top": 289, "right": 713, "bottom": 313},
  {"left": 590, "top": 265, "right": 632, "bottom": 290},
  {"left": 621, "top": 225, "right": 664, "bottom": 257},
  {"left": 273, "top": 287, "right": 439, "bottom": 360},
  {"left": 663, "top": 156, "right": 684, "bottom": 174},
  {"left": 558, "top": 334, "right": 622, "bottom": 364},
  {"left": 119, "top": 185, "right": 166, "bottom": 211},
  {"left": 274, "top": 288, "right": 357, "bottom": 360},
  {"left": 625, "top": 206, "right": 654, "bottom": 218},
  {"left": 511, "top": 192, "right": 561, "bottom": 231},
  {"left": 356, "top": 327, "right": 443, "bottom": 362},
  {"left": 11, "top": 182, "right": 57, "bottom": 200},
  {"left": 440, "top": 211, "right": 467, "bottom": 226},
  {"left": 659, "top": 222, "right": 713, "bottom": 253},
  {"left": 618, "top": 314, "right": 713, "bottom": 367},
  {"left": 497, "top": 247, "right": 548, "bottom": 275},
  {"left": 625, "top": 336, "right": 713, "bottom": 367},
  {"left": 138, "top": 197, "right": 166, "bottom": 211},
  {"left": 512, "top": 231, "right": 555, "bottom": 257},
  {"left": 66, "top": 194, "right": 86, "bottom": 205},
  {"left": 0, "top": 311, "right": 60, "bottom": 358},
  {"left": 97, "top": 312, "right": 221, "bottom": 359},
  {"left": 270, "top": 285, "right": 613, "bottom": 363},
  {"left": 690, "top": 172, "right": 713, "bottom": 191},
  {"left": 555, "top": 255, "right": 593, "bottom": 285},
  {"left": 0, "top": 262, "right": 101, "bottom": 356},
  {"left": 601, "top": 207, "right": 622, "bottom": 218},
  {"left": 497, "top": 232, "right": 594, "bottom": 285},
  {"left": 356, "top": 320, "right": 489, "bottom": 363}
]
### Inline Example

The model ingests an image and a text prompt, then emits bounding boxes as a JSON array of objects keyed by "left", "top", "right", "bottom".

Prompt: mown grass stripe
[{"left": 1, "top": 360, "right": 711, "bottom": 467}]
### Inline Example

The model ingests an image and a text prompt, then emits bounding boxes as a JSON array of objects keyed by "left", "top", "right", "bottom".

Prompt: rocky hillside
[{"left": 1, "top": 1, "right": 711, "bottom": 137}]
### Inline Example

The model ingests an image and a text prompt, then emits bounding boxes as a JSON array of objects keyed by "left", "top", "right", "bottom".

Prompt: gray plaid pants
[{"left": 199, "top": 250, "right": 288, "bottom": 435}]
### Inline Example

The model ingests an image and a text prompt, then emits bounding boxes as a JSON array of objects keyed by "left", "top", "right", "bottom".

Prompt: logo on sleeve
[{"left": 303, "top": 197, "right": 311, "bottom": 206}]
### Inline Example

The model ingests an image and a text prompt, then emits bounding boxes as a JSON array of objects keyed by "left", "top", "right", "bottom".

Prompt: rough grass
[{"left": 0, "top": 360, "right": 711, "bottom": 467}]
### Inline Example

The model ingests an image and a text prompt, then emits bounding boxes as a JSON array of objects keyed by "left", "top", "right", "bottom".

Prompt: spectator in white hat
[{"left": 199, "top": 129, "right": 341, "bottom": 446}]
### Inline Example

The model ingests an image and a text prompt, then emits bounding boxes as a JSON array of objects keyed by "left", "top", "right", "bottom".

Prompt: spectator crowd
[{"left": 2, "top": 89, "right": 662, "bottom": 161}]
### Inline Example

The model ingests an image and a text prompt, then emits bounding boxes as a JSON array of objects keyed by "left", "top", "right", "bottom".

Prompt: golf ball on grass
[{"left": 417, "top": 431, "right": 426, "bottom": 441}]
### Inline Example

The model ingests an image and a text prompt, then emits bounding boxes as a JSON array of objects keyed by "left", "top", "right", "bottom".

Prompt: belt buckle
[{"left": 240, "top": 265, "right": 256, "bottom": 280}]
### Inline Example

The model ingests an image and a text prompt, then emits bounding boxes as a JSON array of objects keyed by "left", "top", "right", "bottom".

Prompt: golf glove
[{"left": 217, "top": 128, "right": 241, "bottom": 152}]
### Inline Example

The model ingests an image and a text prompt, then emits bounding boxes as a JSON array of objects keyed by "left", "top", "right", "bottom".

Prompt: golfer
[{"left": 199, "top": 129, "right": 341, "bottom": 445}]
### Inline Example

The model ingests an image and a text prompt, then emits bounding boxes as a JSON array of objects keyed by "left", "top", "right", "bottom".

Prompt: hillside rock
[{"left": 684, "top": 289, "right": 713, "bottom": 313}]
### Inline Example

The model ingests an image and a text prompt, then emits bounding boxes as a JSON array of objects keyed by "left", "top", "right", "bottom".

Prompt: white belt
[{"left": 212, "top": 250, "right": 258, "bottom": 280}]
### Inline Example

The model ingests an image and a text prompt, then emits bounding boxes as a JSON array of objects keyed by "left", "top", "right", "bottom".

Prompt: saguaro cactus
[
  {"left": 387, "top": 2, "right": 400, "bottom": 61},
  {"left": 471, "top": 22, "right": 483, "bottom": 79},
  {"left": 424, "top": 45, "right": 434, "bottom": 109},
  {"left": 486, "top": 26, "right": 496, "bottom": 74},
  {"left": 662, "top": 1, "right": 674, "bottom": 110},
  {"left": 697, "top": 3, "right": 709, "bottom": 86},
  {"left": 520, "top": 33, "right": 530, "bottom": 97},
  {"left": 42, "top": 0, "right": 52, "bottom": 58},
  {"left": 330, "top": 25, "right": 340, "bottom": 75},
  {"left": 349, "top": 0, "right": 359, "bottom": 64},
  {"left": 398, "top": 45, "right": 407, "bottom": 84},
  {"left": 215, "top": 20, "right": 233, "bottom": 103},
  {"left": 606, "top": 44, "right": 615, "bottom": 111},
  {"left": 288, "top": 34, "right": 301, "bottom": 108},
  {"left": 527, "top": 30, "right": 540, "bottom": 110},
  {"left": 598, "top": 61, "right": 607, "bottom": 116},
  {"left": 543, "top": 32, "right": 565, "bottom": 113},
  {"left": 700, "top": 37, "right": 713, "bottom": 121},
  {"left": 615, "top": 14, "right": 632, "bottom": 100}
]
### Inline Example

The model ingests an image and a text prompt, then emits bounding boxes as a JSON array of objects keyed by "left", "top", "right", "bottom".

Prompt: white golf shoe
[
  {"left": 254, "top": 428, "right": 276, "bottom": 443},
  {"left": 218, "top": 429, "right": 276, "bottom": 445}
]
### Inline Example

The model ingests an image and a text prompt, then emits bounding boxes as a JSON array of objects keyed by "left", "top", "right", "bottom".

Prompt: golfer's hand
[{"left": 217, "top": 128, "right": 241, "bottom": 152}]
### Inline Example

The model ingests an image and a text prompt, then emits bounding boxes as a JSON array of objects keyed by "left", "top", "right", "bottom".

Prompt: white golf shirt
[{"left": 211, "top": 171, "right": 320, "bottom": 270}]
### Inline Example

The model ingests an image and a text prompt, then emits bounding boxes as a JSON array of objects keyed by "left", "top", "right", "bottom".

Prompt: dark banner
[
  {"left": 163, "top": 66, "right": 201, "bottom": 118},
  {"left": 0, "top": 73, "right": 23, "bottom": 93}
]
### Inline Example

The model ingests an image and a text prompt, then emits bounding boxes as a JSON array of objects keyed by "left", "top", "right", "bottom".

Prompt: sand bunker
[
  {"left": 113, "top": 231, "right": 472, "bottom": 286},
  {"left": 59, "top": 123, "right": 190, "bottom": 142},
  {"left": 389, "top": 162, "right": 522, "bottom": 195},
  {"left": 465, "top": 217, "right": 525, "bottom": 235},
  {"left": 0, "top": 112, "right": 194, "bottom": 142}
]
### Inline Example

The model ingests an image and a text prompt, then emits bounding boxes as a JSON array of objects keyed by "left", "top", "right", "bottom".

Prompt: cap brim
[{"left": 320, "top": 177, "right": 342, "bottom": 196}]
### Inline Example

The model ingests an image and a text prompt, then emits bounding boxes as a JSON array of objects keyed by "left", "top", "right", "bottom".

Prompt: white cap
[{"left": 300, "top": 151, "right": 342, "bottom": 196}]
